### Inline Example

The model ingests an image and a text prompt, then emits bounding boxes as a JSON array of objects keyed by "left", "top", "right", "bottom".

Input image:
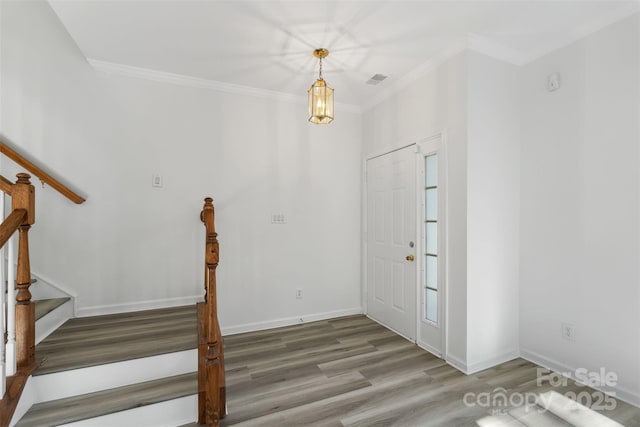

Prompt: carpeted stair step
[{"left": 15, "top": 371, "right": 197, "bottom": 427}]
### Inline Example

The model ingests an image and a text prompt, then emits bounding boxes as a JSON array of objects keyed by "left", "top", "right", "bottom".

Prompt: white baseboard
[
  {"left": 445, "top": 349, "right": 519, "bottom": 375},
  {"left": 76, "top": 295, "right": 202, "bottom": 317},
  {"left": 58, "top": 394, "right": 198, "bottom": 427},
  {"left": 32, "top": 349, "right": 197, "bottom": 403},
  {"left": 521, "top": 348, "right": 640, "bottom": 409},
  {"left": 466, "top": 349, "right": 520, "bottom": 374},
  {"left": 221, "top": 307, "right": 363, "bottom": 336},
  {"left": 446, "top": 353, "right": 468, "bottom": 373},
  {"left": 520, "top": 348, "right": 573, "bottom": 375},
  {"left": 78, "top": 301, "right": 362, "bottom": 335},
  {"left": 35, "top": 298, "right": 74, "bottom": 344}
]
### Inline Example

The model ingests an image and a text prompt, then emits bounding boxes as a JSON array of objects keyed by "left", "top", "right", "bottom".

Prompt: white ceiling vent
[{"left": 365, "top": 74, "right": 388, "bottom": 85}]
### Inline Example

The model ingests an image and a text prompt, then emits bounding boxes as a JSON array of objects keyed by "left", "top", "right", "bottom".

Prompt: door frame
[
  {"left": 362, "top": 132, "right": 447, "bottom": 357},
  {"left": 415, "top": 131, "right": 448, "bottom": 358},
  {"left": 362, "top": 143, "right": 416, "bottom": 336}
]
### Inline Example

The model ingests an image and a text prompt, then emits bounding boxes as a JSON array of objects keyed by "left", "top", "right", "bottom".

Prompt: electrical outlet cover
[{"left": 561, "top": 323, "right": 576, "bottom": 341}]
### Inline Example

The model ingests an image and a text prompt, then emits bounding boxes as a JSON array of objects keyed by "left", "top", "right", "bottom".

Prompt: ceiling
[{"left": 48, "top": 0, "right": 639, "bottom": 109}]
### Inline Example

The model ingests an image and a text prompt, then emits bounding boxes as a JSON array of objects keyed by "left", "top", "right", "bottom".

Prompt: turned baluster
[{"left": 11, "top": 173, "right": 35, "bottom": 369}]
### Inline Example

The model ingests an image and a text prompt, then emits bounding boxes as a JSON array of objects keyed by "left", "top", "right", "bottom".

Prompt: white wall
[
  {"left": 466, "top": 52, "right": 521, "bottom": 371},
  {"left": 0, "top": 1, "right": 363, "bottom": 331},
  {"left": 362, "top": 52, "right": 469, "bottom": 365},
  {"left": 519, "top": 13, "right": 640, "bottom": 404}
]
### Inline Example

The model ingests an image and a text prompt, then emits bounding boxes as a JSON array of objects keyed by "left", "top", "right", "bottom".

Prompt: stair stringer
[
  {"left": 30, "top": 270, "right": 76, "bottom": 344},
  {"left": 9, "top": 377, "right": 35, "bottom": 427},
  {"left": 35, "top": 298, "right": 73, "bottom": 344},
  {"left": 29, "top": 271, "right": 76, "bottom": 307}
]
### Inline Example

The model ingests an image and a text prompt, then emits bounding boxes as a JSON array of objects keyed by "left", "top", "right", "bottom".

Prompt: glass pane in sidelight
[
  {"left": 426, "top": 288, "right": 438, "bottom": 323},
  {"left": 426, "top": 222, "right": 437, "bottom": 255},
  {"left": 425, "top": 189, "right": 437, "bottom": 221},
  {"left": 425, "top": 154, "right": 438, "bottom": 187},
  {"left": 426, "top": 255, "right": 437, "bottom": 290}
]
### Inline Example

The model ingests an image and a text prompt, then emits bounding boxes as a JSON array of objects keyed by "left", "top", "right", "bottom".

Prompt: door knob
[{"left": 406, "top": 255, "right": 415, "bottom": 261}]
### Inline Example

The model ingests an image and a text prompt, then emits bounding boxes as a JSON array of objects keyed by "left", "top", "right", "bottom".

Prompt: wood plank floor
[
  {"left": 35, "top": 305, "right": 197, "bottom": 375},
  {"left": 208, "top": 315, "right": 640, "bottom": 427},
  {"left": 30, "top": 307, "right": 640, "bottom": 426}
]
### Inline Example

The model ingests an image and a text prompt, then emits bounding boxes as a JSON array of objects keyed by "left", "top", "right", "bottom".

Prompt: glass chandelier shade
[{"left": 308, "top": 48, "right": 334, "bottom": 124}]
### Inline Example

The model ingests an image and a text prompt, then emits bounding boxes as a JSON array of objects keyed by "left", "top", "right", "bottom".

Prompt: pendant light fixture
[{"left": 308, "top": 48, "right": 334, "bottom": 124}]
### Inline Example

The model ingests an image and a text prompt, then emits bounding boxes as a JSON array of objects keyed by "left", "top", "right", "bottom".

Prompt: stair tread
[
  {"left": 35, "top": 305, "right": 197, "bottom": 375},
  {"left": 15, "top": 372, "right": 197, "bottom": 427},
  {"left": 35, "top": 297, "right": 71, "bottom": 321}
]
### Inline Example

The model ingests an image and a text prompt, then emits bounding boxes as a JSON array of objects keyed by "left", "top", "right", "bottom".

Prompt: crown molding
[
  {"left": 88, "top": 59, "right": 361, "bottom": 114},
  {"left": 89, "top": 5, "right": 637, "bottom": 116}
]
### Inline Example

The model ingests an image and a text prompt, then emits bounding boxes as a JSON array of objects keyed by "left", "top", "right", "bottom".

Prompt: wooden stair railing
[
  {"left": 0, "top": 142, "right": 85, "bottom": 426},
  {"left": 197, "top": 197, "right": 226, "bottom": 426},
  {"left": 0, "top": 142, "right": 85, "bottom": 204}
]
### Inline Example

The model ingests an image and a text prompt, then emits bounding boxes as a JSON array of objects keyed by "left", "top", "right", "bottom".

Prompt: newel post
[
  {"left": 12, "top": 173, "right": 35, "bottom": 369},
  {"left": 198, "top": 197, "right": 226, "bottom": 426}
]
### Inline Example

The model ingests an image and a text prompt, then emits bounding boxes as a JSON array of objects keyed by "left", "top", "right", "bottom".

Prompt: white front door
[{"left": 366, "top": 145, "right": 417, "bottom": 341}]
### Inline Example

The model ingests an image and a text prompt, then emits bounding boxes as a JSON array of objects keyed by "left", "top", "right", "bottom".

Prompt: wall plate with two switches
[{"left": 271, "top": 213, "right": 287, "bottom": 224}]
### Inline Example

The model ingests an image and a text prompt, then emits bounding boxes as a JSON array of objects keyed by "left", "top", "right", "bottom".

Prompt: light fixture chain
[{"left": 319, "top": 57, "right": 323, "bottom": 80}]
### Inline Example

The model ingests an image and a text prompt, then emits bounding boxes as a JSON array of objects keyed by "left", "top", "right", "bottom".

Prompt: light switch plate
[{"left": 152, "top": 174, "right": 163, "bottom": 188}]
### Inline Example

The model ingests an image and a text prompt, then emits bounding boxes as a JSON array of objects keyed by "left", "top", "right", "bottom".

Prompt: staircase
[
  {"left": 0, "top": 140, "right": 87, "bottom": 426},
  {"left": 11, "top": 305, "right": 199, "bottom": 426},
  {"left": 0, "top": 144, "right": 223, "bottom": 426}
]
